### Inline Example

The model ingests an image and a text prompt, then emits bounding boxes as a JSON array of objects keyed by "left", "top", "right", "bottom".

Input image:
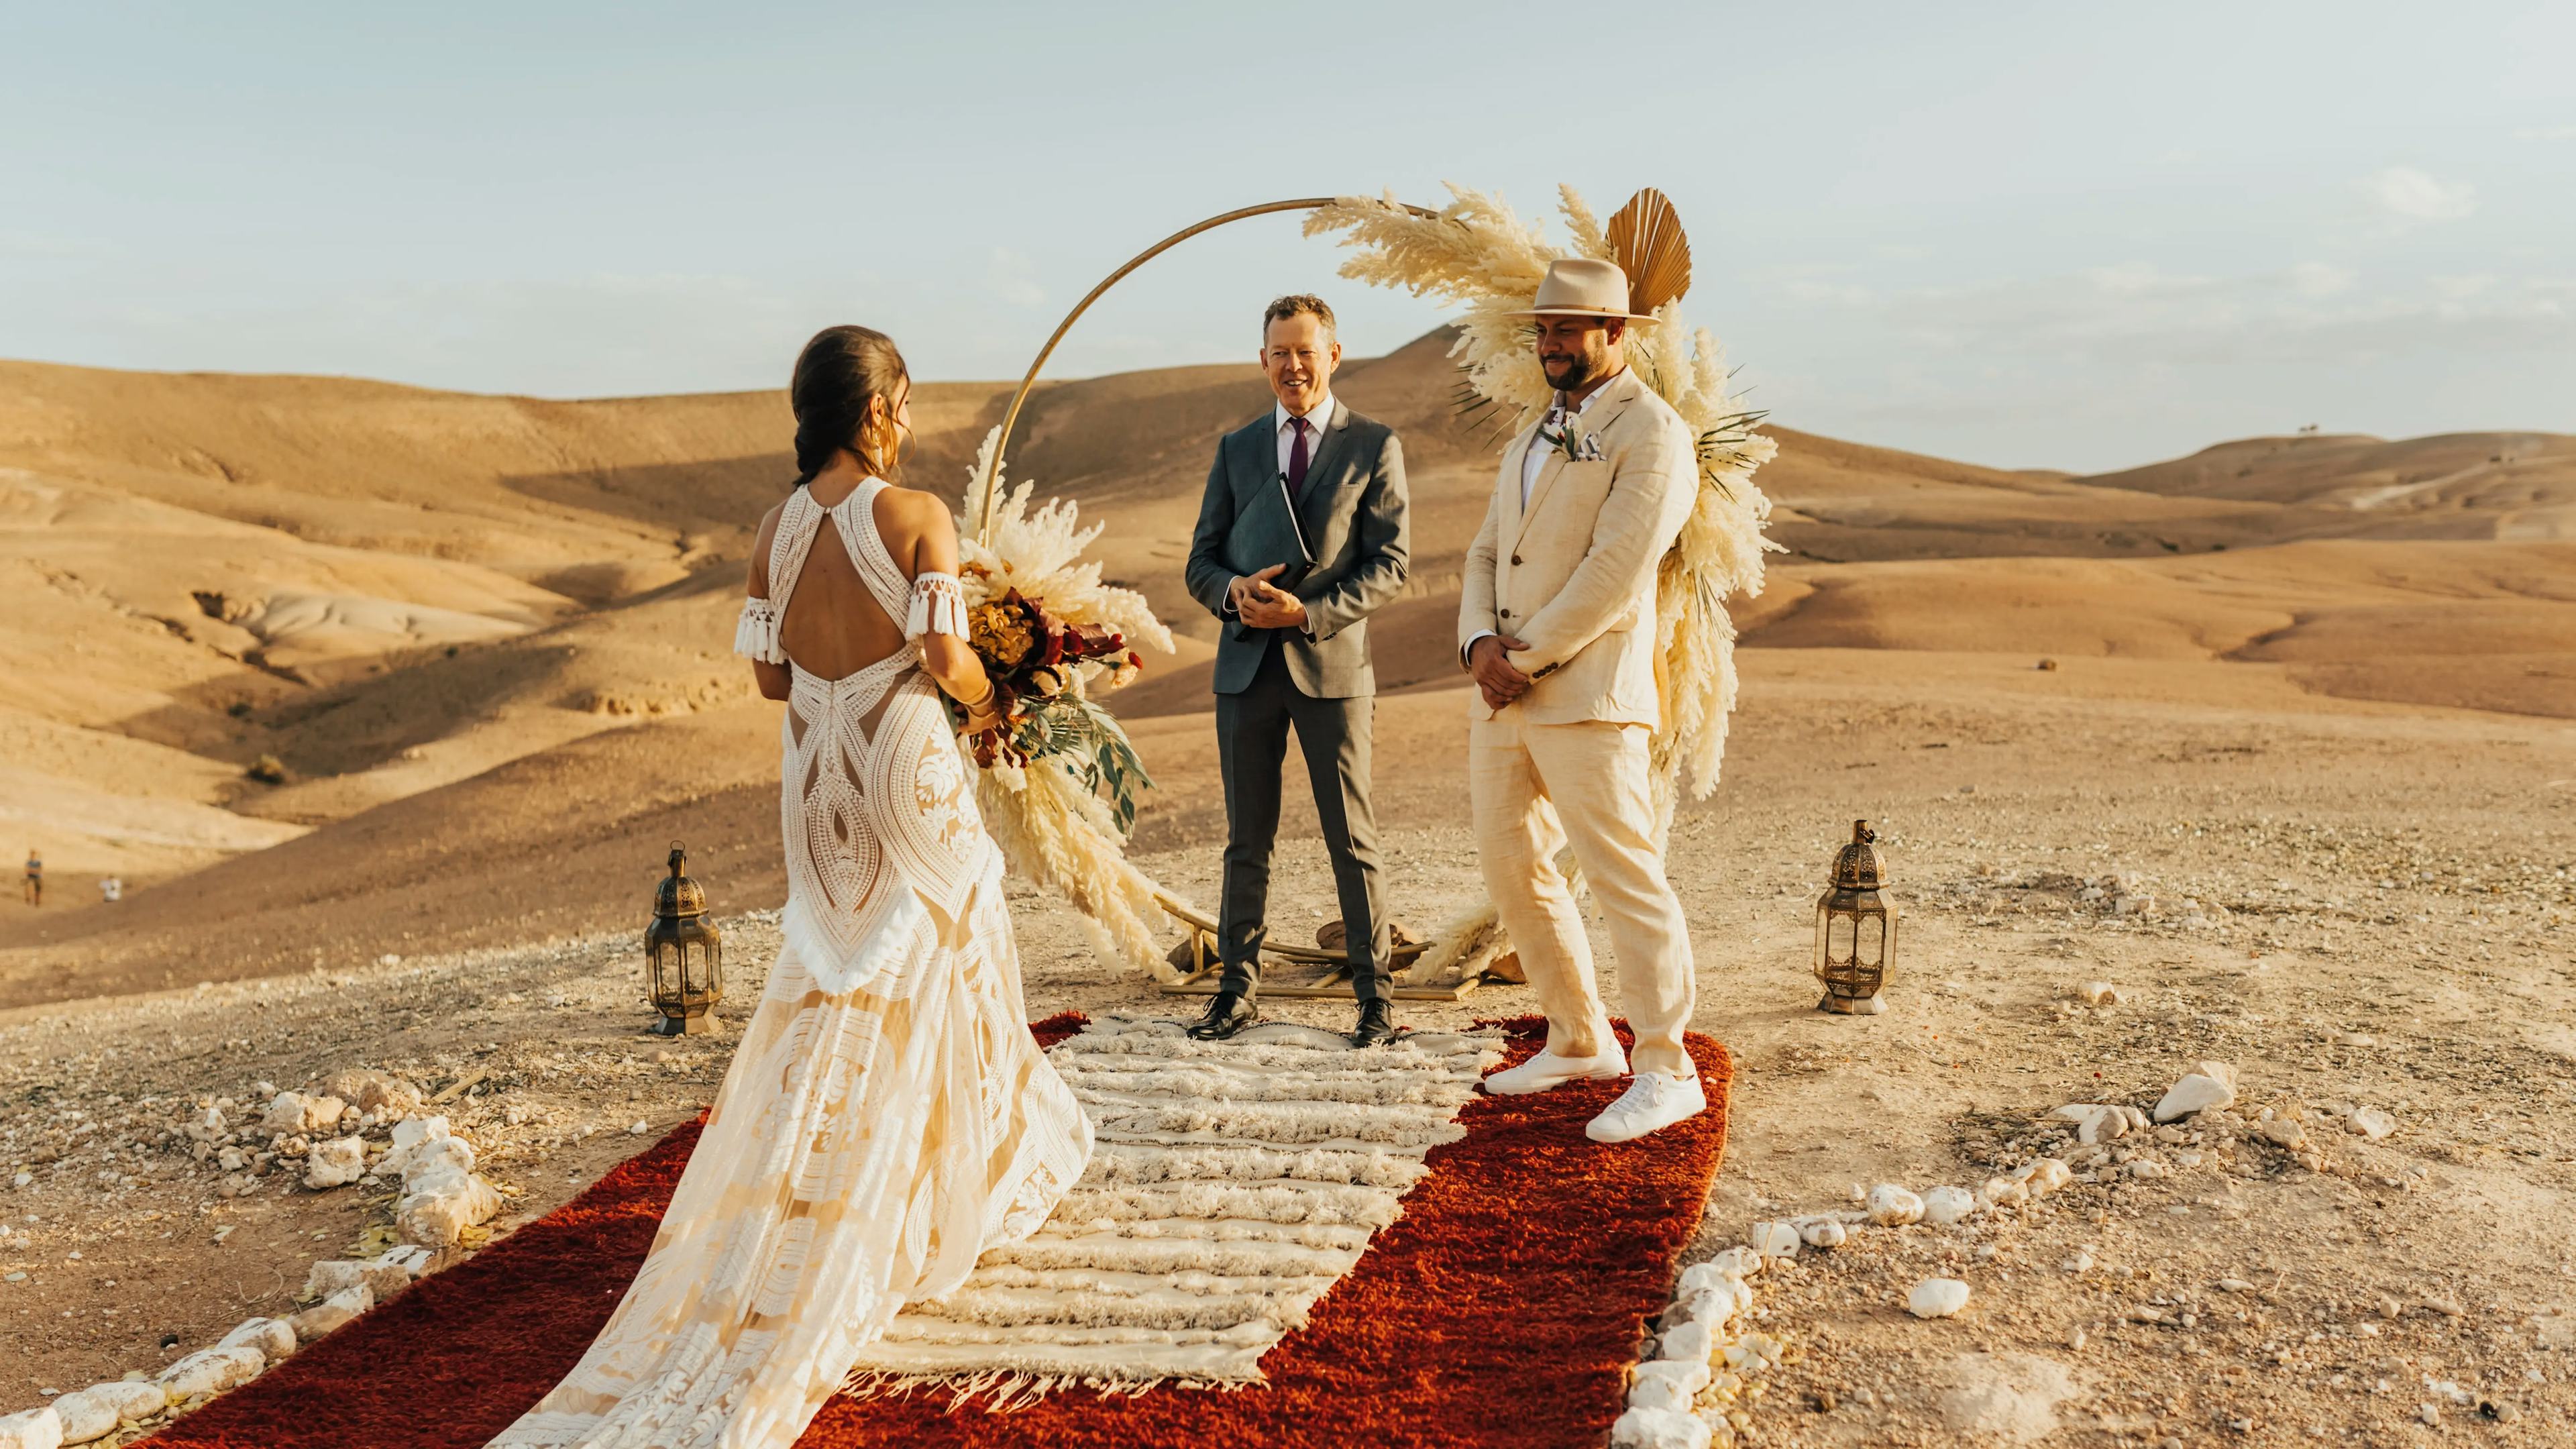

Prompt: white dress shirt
[
  {"left": 1470, "top": 372, "right": 1624, "bottom": 659},
  {"left": 1520, "top": 373, "right": 1616, "bottom": 507},
  {"left": 1224, "top": 390, "right": 1336, "bottom": 626},
  {"left": 1277, "top": 390, "right": 1336, "bottom": 480}
]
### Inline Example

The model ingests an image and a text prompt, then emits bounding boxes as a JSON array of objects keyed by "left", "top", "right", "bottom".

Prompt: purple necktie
[{"left": 1287, "top": 415, "right": 1311, "bottom": 496}]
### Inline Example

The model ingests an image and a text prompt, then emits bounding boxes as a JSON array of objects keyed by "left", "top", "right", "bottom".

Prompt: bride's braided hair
[{"left": 788, "top": 325, "right": 909, "bottom": 487}]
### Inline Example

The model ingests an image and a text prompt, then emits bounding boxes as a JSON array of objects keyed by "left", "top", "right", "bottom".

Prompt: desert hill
[{"left": 1, "top": 335, "right": 2570, "bottom": 1000}]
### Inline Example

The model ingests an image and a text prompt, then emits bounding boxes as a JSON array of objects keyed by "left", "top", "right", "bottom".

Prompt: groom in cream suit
[{"left": 1461, "top": 258, "right": 1705, "bottom": 1144}]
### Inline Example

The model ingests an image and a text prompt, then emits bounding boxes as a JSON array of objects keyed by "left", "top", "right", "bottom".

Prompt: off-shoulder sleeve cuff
[
  {"left": 733, "top": 596, "right": 785, "bottom": 663},
  {"left": 905, "top": 571, "right": 968, "bottom": 642}
]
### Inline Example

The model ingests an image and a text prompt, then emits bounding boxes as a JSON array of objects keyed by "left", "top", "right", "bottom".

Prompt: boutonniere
[{"left": 1538, "top": 419, "right": 1606, "bottom": 464}]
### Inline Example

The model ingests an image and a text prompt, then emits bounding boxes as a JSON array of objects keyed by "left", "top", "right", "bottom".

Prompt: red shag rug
[{"left": 145, "top": 1013, "right": 1728, "bottom": 1449}]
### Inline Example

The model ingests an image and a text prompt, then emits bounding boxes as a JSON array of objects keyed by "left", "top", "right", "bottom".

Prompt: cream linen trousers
[{"left": 1468, "top": 714, "right": 1697, "bottom": 1079}]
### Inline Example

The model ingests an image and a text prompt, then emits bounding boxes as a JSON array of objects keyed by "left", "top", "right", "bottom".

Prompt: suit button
[
  {"left": 1499, "top": 608, "right": 1511, "bottom": 618},
  {"left": 1510, "top": 554, "right": 1522, "bottom": 565}
]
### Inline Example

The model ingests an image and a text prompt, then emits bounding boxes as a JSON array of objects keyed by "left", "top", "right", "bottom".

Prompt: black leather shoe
[
  {"left": 1186, "top": 989, "right": 1260, "bottom": 1041},
  {"left": 1350, "top": 998, "right": 1398, "bottom": 1048}
]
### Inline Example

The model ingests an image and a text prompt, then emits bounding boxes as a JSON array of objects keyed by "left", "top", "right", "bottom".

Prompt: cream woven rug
[{"left": 845, "top": 1015, "right": 1505, "bottom": 1401}]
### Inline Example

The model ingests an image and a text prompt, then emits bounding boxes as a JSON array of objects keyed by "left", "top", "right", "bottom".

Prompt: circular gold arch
[{"left": 973, "top": 196, "right": 1449, "bottom": 543}]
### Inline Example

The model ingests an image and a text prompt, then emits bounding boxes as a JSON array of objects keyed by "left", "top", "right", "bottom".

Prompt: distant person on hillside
[
  {"left": 488, "top": 325, "right": 1090, "bottom": 1449},
  {"left": 19, "top": 851, "right": 36, "bottom": 907},
  {"left": 99, "top": 875, "right": 122, "bottom": 904},
  {"left": 1183, "top": 292, "right": 1412, "bottom": 1047}
]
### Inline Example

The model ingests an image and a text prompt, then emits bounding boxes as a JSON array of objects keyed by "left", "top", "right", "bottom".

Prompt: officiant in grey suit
[{"left": 1182, "top": 294, "right": 1411, "bottom": 1046}]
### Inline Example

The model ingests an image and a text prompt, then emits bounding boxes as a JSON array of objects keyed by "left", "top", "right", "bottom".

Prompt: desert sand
[{"left": 0, "top": 335, "right": 2571, "bottom": 1444}]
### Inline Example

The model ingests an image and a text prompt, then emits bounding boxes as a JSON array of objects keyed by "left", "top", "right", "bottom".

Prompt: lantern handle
[
  {"left": 1851, "top": 819, "right": 1873, "bottom": 844},
  {"left": 667, "top": 841, "right": 687, "bottom": 877}
]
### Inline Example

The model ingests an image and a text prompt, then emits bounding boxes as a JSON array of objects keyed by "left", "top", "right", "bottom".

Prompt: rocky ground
[{"left": 0, "top": 651, "right": 2570, "bottom": 1446}]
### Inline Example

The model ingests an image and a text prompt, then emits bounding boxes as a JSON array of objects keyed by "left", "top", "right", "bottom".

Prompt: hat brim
[{"left": 1501, "top": 305, "right": 1659, "bottom": 323}]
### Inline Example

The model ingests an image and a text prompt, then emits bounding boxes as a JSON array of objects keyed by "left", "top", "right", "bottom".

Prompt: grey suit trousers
[{"left": 1214, "top": 639, "right": 1389, "bottom": 1002}]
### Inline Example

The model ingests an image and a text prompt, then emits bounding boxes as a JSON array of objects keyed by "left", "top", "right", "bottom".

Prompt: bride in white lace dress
[{"left": 488, "top": 326, "right": 1093, "bottom": 1448}]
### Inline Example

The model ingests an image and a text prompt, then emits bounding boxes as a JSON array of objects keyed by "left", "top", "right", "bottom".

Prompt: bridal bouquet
[
  {"left": 949, "top": 429, "right": 1181, "bottom": 973},
  {"left": 956, "top": 586, "right": 1150, "bottom": 830}
]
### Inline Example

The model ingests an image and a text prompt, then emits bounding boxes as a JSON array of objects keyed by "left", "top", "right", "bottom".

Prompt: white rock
[
  {"left": 1657, "top": 1318, "right": 1713, "bottom": 1366},
  {"left": 288, "top": 1284, "right": 373, "bottom": 1344},
  {"left": 1669, "top": 1286, "right": 1737, "bottom": 1332},
  {"left": 1802, "top": 1220, "right": 1848, "bottom": 1248},
  {"left": 2025, "top": 1159, "right": 2073, "bottom": 1196},
  {"left": 388, "top": 1114, "right": 449, "bottom": 1154},
  {"left": 1866, "top": 1183, "right": 1926, "bottom": 1227},
  {"left": 2348, "top": 1108, "right": 2397, "bottom": 1141},
  {"left": 376, "top": 1244, "right": 435, "bottom": 1278},
  {"left": 1976, "top": 1177, "right": 2029, "bottom": 1210},
  {"left": 0, "top": 1407, "right": 59, "bottom": 1449},
  {"left": 1921, "top": 1185, "right": 1977, "bottom": 1225},
  {"left": 1677, "top": 1259, "right": 1745, "bottom": 1299},
  {"left": 382, "top": 1119, "right": 472, "bottom": 1183},
  {"left": 48, "top": 1391, "right": 112, "bottom": 1446},
  {"left": 1633, "top": 1356, "right": 1710, "bottom": 1399},
  {"left": 2118, "top": 1105, "right": 2151, "bottom": 1132},
  {"left": 2259, "top": 1118, "right": 2310, "bottom": 1151},
  {"left": 2128, "top": 1159, "right": 2165, "bottom": 1180},
  {"left": 1748, "top": 1221, "right": 1801, "bottom": 1260},
  {"left": 215, "top": 1317, "right": 297, "bottom": 1360},
  {"left": 1701, "top": 1246, "right": 1763, "bottom": 1279},
  {"left": 2078, "top": 981, "right": 2123, "bottom": 1006},
  {"left": 2153, "top": 1071, "right": 2237, "bottom": 1122},
  {"left": 301, "top": 1258, "right": 412, "bottom": 1303},
  {"left": 394, "top": 1136, "right": 475, "bottom": 1188},
  {"left": 155, "top": 1346, "right": 263, "bottom": 1400},
  {"left": 1909, "top": 1277, "right": 1974, "bottom": 1318},
  {"left": 259, "top": 1091, "right": 345, "bottom": 1135},
  {"left": 1611, "top": 1405, "right": 1711, "bottom": 1449},
  {"left": 71, "top": 1383, "right": 159, "bottom": 1425},
  {"left": 303, "top": 1136, "right": 367, "bottom": 1189},
  {"left": 2051, "top": 1104, "right": 2129, "bottom": 1144},
  {"left": 397, "top": 1171, "right": 501, "bottom": 1246},
  {"left": 1627, "top": 1372, "right": 1694, "bottom": 1414}
]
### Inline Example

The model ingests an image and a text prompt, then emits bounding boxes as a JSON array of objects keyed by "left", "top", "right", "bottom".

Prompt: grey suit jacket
[{"left": 1185, "top": 400, "right": 1409, "bottom": 698}]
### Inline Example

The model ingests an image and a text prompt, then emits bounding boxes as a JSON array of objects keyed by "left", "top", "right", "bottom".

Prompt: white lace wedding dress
[{"left": 488, "top": 479, "right": 1093, "bottom": 1448}]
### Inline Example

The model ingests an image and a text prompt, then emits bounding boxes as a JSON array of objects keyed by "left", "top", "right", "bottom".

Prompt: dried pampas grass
[
  {"left": 1309, "top": 182, "right": 1782, "bottom": 814},
  {"left": 953, "top": 428, "right": 1185, "bottom": 980}
]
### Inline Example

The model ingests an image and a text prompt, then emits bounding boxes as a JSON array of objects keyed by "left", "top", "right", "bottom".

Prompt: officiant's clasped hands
[{"left": 1227, "top": 563, "right": 1307, "bottom": 630}]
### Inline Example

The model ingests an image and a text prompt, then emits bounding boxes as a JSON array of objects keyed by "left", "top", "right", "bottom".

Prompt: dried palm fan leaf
[{"left": 1605, "top": 188, "right": 1692, "bottom": 316}]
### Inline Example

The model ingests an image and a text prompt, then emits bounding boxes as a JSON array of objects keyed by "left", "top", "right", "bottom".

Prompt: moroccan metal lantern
[
  {"left": 1814, "top": 820, "right": 1898, "bottom": 1014},
  {"left": 643, "top": 841, "right": 722, "bottom": 1034}
]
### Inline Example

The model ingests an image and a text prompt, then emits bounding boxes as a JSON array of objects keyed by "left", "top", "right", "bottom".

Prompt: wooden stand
[{"left": 1152, "top": 896, "right": 1516, "bottom": 1002}]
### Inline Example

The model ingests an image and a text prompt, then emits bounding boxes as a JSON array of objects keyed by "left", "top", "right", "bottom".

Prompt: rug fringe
[{"left": 841, "top": 1364, "right": 1258, "bottom": 1413}]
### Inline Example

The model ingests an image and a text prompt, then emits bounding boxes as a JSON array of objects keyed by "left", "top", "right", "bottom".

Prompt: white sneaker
[
  {"left": 1585, "top": 1071, "right": 1706, "bottom": 1143},
  {"left": 1484, "top": 1034, "right": 1628, "bottom": 1095}
]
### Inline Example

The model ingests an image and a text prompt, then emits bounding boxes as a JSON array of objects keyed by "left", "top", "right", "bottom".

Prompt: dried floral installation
[
  {"left": 952, "top": 429, "right": 1187, "bottom": 981},
  {"left": 957, "top": 184, "right": 1776, "bottom": 986}
]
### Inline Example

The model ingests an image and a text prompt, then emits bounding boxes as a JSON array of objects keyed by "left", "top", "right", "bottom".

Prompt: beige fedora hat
[{"left": 1505, "top": 258, "right": 1658, "bottom": 323}]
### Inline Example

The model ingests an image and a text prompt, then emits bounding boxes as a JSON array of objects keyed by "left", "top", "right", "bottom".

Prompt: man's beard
[{"left": 1542, "top": 352, "right": 1600, "bottom": 393}]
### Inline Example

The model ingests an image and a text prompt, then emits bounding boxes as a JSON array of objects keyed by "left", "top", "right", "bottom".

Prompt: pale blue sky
[{"left": 3, "top": 2, "right": 2569, "bottom": 470}]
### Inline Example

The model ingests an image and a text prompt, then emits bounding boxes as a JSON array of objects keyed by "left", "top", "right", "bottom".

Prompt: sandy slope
[{"left": 5, "top": 652, "right": 2571, "bottom": 1444}]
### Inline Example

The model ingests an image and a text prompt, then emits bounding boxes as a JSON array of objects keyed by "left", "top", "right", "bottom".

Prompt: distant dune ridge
[{"left": 0, "top": 333, "right": 2569, "bottom": 996}]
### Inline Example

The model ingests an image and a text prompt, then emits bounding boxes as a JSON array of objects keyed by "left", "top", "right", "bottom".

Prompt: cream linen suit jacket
[{"left": 1457, "top": 368, "right": 1697, "bottom": 727}]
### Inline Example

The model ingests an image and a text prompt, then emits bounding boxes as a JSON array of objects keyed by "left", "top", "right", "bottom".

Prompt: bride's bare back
[{"left": 747, "top": 464, "right": 977, "bottom": 697}]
